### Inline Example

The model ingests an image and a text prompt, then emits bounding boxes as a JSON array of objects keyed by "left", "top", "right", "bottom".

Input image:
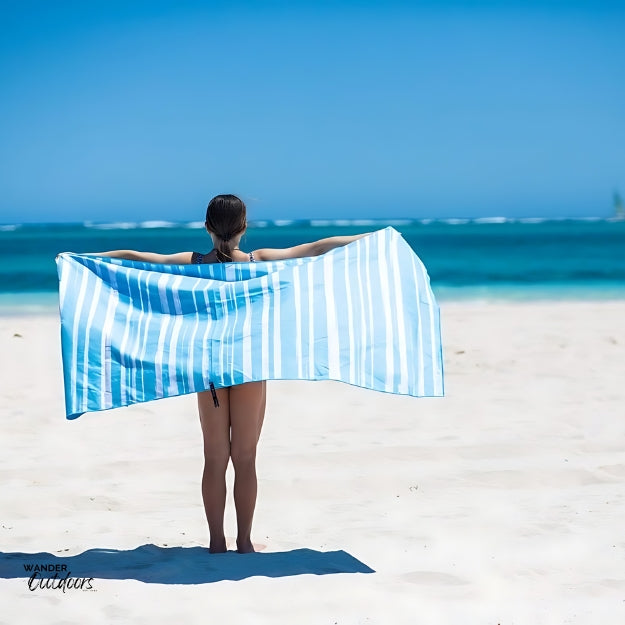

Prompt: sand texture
[{"left": 1, "top": 301, "right": 624, "bottom": 624}]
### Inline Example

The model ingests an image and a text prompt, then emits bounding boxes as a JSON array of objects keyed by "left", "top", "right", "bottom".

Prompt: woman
[{"left": 97, "top": 194, "right": 368, "bottom": 553}]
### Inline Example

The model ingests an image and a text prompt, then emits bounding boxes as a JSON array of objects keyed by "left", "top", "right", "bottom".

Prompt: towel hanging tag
[{"left": 209, "top": 381, "right": 219, "bottom": 408}]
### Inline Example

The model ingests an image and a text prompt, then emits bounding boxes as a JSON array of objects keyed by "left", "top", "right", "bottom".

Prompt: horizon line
[{"left": 1, "top": 215, "right": 624, "bottom": 230}]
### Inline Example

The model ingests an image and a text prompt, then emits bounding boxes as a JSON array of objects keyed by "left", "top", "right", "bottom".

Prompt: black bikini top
[{"left": 191, "top": 250, "right": 256, "bottom": 264}]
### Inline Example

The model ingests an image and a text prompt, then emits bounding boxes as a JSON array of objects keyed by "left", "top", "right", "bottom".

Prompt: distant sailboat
[{"left": 614, "top": 191, "right": 625, "bottom": 221}]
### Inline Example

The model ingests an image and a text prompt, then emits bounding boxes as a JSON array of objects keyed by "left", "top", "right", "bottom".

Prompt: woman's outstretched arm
[
  {"left": 253, "top": 233, "right": 371, "bottom": 262},
  {"left": 89, "top": 250, "right": 194, "bottom": 264}
]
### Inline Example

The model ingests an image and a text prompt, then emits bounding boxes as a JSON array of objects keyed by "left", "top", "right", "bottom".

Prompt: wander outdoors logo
[{"left": 23, "top": 562, "right": 95, "bottom": 592}]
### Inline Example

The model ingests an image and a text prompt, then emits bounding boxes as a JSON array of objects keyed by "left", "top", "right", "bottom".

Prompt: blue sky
[{"left": 1, "top": 0, "right": 624, "bottom": 223}]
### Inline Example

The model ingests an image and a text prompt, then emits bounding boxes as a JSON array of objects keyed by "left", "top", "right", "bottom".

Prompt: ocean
[{"left": 1, "top": 218, "right": 624, "bottom": 313}]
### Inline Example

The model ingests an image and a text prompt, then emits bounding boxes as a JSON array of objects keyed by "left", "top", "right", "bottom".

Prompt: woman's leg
[
  {"left": 229, "top": 381, "right": 266, "bottom": 553},
  {"left": 198, "top": 387, "right": 231, "bottom": 553}
]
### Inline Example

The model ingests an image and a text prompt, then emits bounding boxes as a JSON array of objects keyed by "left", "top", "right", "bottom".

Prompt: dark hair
[{"left": 205, "top": 194, "right": 247, "bottom": 262}]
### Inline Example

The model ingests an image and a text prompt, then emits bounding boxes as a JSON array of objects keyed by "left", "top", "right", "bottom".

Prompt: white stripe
[
  {"left": 242, "top": 281, "right": 253, "bottom": 381},
  {"left": 82, "top": 276, "right": 103, "bottom": 411},
  {"left": 157, "top": 273, "right": 169, "bottom": 313},
  {"left": 95, "top": 263, "right": 118, "bottom": 409},
  {"left": 217, "top": 284, "right": 230, "bottom": 386},
  {"left": 70, "top": 260, "right": 90, "bottom": 409},
  {"left": 168, "top": 276, "right": 185, "bottom": 396},
  {"left": 324, "top": 253, "right": 340, "bottom": 378},
  {"left": 355, "top": 240, "right": 367, "bottom": 386},
  {"left": 229, "top": 281, "right": 240, "bottom": 384},
  {"left": 410, "top": 255, "right": 425, "bottom": 396},
  {"left": 201, "top": 287, "right": 212, "bottom": 387},
  {"left": 344, "top": 245, "right": 356, "bottom": 385},
  {"left": 154, "top": 274, "right": 172, "bottom": 399},
  {"left": 185, "top": 277, "right": 204, "bottom": 393},
  {"left": 293, "top": 265, "right": 302, "bottom": 378},
  {"left": 154, "top": 314, "right": 171, "bottom": 399},
  {"left": 364, "top": 236, "right": 375, "bottom": 388},
  {"left": 138, "top": 271, "right": 154, "bottom": 400},
  {"left": 377, "top": 232, "right": 395, "bottom": 392},
  {"left": 174, "top": 278, "right": 194, "bottom": 392},
  {"left": 424, "top": 269, "right": 442, "bottom": 396},
  {"left": 260, "top": 275, "right": 270, "bottom": 379},
  {"left": 271, "top": 270, "right": 281, "bottom": 377},
  {"left": 101, "top": 281, "right": 118, "bottom": 409},
  {"left": 307, "top": 261, "right": 315, "bottom": 378},
  {"left": 128, "top": 269, "right": 148, "bottom": 402},
  {"left": 58, "top": 256, "right": 68, "bottom": 310},
  {"left": 117, "top": 268, "right": 134, "bottom": 405},
  {"left": 390, "top": 232, "right": 409, "bottom": 393},
  {"left": 172, "top": 276, "right": 183, "bottom": 315}
]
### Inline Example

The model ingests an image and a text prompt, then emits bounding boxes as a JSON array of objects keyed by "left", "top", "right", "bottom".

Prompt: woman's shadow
[{"left": 0, "top": 544, "right": 374, "bottom": 584}]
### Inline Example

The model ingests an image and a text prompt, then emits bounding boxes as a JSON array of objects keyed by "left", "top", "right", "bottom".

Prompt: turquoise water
[{"left": 1, "top": 218, "right": 624, "bottom": 312}]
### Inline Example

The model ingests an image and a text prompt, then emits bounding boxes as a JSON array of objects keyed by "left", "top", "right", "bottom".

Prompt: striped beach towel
[{"left": 56, "top": 227, "right": 443, "bottom": 419}]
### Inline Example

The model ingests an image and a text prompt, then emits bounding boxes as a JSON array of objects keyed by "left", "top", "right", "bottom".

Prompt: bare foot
[
  {"left": 236, "top": 539, "right": 255, "bottom": 554},
  {"left": 209, "top": 538, "right": 227, "bottom": 554}
]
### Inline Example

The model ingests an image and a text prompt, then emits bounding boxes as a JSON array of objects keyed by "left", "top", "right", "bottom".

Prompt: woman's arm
[
  {"left": 253, "top": 233, "right": 371, "bottom": 262},
  {"left": 91, "top": 250, "right": 194, "bottom": 264}
]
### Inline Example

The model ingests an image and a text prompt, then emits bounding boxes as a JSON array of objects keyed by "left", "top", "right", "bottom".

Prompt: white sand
[{"left": 1, "top": 301, "right": 624, "bottom": 624}]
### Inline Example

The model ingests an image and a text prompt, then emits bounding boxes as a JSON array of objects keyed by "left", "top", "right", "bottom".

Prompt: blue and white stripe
[{"left": 56, "top": 227, "right": 444, "bottom": 419}]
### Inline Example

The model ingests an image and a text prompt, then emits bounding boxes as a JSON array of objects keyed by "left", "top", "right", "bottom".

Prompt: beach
[{"left": 1, "top": 300, "right": 624, "bottom": 624}]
